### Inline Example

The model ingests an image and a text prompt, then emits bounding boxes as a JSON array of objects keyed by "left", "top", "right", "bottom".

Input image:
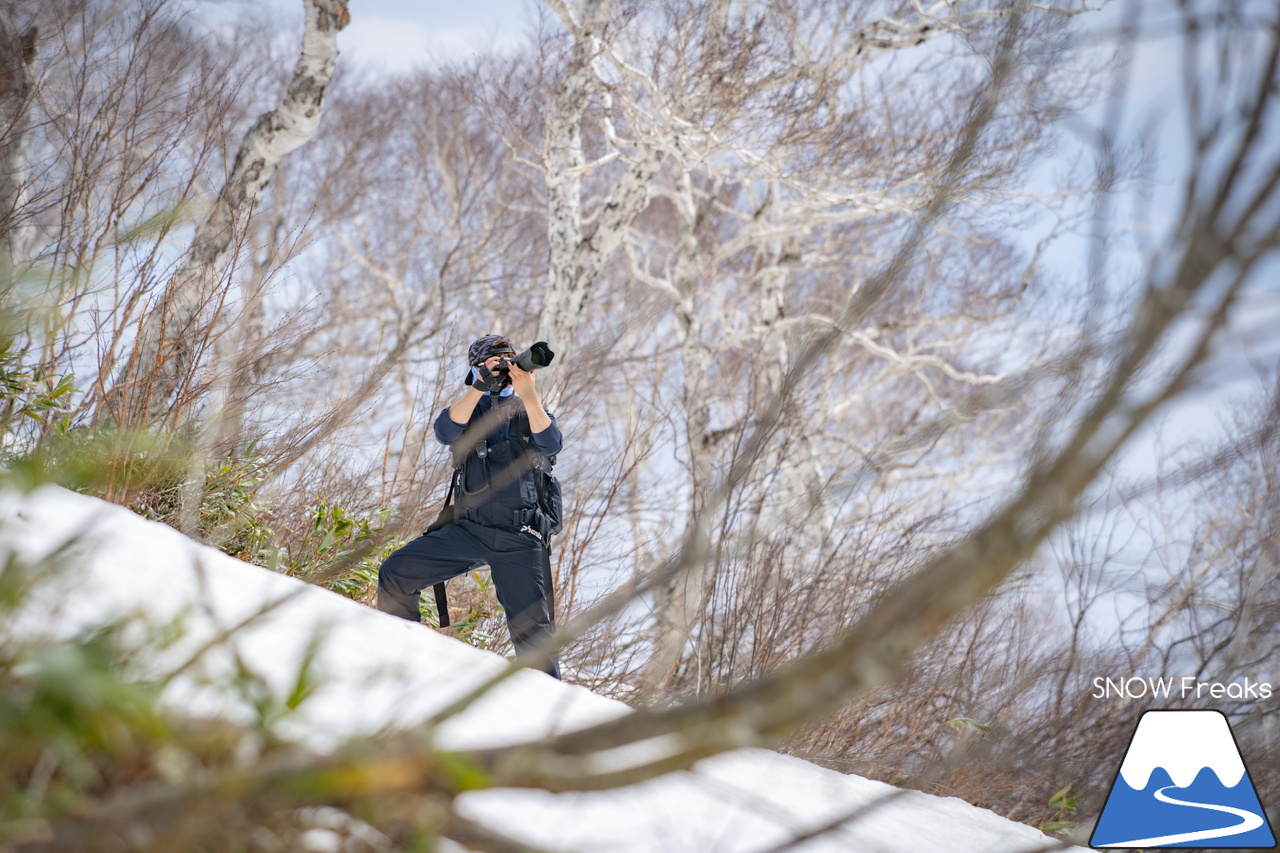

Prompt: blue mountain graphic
[{"left": 1092, "top": 765, "right": 1275, "bottom": 849}]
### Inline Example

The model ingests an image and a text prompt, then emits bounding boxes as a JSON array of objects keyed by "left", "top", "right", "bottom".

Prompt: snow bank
[{"left": 0, "top": 485, "right": 1087, "bottom": 852}]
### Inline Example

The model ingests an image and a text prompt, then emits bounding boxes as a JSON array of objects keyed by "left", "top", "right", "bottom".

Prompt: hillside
[{"left": 0, "top": 485, "right": 1087, "bottom": 852}]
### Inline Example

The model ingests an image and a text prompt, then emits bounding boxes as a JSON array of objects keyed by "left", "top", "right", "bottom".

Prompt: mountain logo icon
[{"left": 1091, "top": 710, "right": 1275, "bottom": 849}]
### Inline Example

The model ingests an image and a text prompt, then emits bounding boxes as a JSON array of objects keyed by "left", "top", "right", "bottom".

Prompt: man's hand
[
  {"left": 508, "top": 362, "right": 553, "bottom": 434},
  {"left": 507, "top": 361, "right": 536, "bottom": 400}
]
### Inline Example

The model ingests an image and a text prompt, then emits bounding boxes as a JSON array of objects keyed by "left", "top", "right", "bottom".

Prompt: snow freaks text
[{"left": 1091, "top": 677, "right": 1274, "bottom": 701}]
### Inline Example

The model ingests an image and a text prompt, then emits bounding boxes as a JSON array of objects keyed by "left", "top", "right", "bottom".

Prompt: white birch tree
[
  {"left": 103, "top": 0, "right": 350, "bottom": 428},
  {"left": 0, "top": 14, "right": 36, "bottom": 291},
  {"left": 504, "top": 0, "right": 1100, "bottom": 696}
]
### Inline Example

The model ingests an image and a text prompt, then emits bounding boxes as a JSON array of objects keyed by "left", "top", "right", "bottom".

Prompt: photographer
[{"left": 377, "top": 334, "right": 562, "bottom": 678}]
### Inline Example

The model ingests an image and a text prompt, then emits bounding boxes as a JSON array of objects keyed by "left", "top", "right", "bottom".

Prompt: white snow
[
  {"left": 0, "top": 485, "right": 1089, "bottom": 852},
  {"left": 1118, "top": 710, "right": 1248, "bottom": 790}
]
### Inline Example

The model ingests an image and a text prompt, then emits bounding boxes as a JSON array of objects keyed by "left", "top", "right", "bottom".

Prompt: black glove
[{"left": 471, "top": 362, "right": 509, "bottom": 393}]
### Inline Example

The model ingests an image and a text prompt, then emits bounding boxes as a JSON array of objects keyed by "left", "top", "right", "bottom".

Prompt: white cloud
[{"left": 338, "top": 14, "right": 522, "bottom": 73}]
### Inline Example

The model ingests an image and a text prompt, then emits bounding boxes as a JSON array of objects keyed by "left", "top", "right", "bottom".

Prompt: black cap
[{"left": 468, "top": 334, "right": 516, "bottom": 366}]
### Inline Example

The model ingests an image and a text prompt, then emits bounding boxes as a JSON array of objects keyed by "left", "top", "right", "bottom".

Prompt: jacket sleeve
[
  {"left": 434, "top": 407, "right": 466, "bottom": 446},
  {"left": 531, "top": 410, "right": 562, "bottom": 457}
]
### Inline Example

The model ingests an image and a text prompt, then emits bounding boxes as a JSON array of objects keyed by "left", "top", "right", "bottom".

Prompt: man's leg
[
  {"left": 377, "top": 523, "right": 485, "bottom": 622},
  {"left": 485, "top": 528, "right": 560, "bottom": 679}
]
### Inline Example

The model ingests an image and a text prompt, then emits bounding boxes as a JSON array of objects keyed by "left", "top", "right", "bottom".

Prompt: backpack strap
[
  {"left": 433, "top": 580, "right": 451, "bottom": 629},
  {"left": 509, "top": 410, "right": 556, "bottom": 467},
  {"left": 507, "top": 411, "right": 563, "bottom": 541},
  {"left": 431, "top": 469, "right": 457, "bottom": 628}
]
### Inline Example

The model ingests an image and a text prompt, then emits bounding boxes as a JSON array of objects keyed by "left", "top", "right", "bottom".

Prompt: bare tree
[
  {"left": 6, "top": 0, "right": 256, "bottom": 424},
  {"left": 102, "top": 0, "right": 350, "bottom": 428},
  {"left": 469, "top": 0, "right": 1097, "bottom": 696}
]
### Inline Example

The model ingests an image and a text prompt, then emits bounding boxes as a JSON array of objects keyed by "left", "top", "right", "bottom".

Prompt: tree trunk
[
  {"left": 639, "top": 176, "right": 716, "bottom": 696},
  {"left": 0, "top": 19, "right": 36, "bottom": 294},
  {"left": 536, "top": 0, "right": 659, "bottom": 405},
  {"left": 103, "top": 0, "right": 350, "bottom": 428}
]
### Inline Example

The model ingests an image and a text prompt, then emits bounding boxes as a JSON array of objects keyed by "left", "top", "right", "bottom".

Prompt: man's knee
[
  {"left": 376, "top": 549, "right": 425, "bottom": 620},
  {"left": 377, "top": 551, "right": 412, "bottom": 595}
]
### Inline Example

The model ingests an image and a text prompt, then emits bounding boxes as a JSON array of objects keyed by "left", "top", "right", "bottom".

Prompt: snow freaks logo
[
  {"left": 1090, "top": 710, "right": 1276, "bottom": 849},
  {"left": 1091, "top": 676, "right": 1272, "bottom": 701}
]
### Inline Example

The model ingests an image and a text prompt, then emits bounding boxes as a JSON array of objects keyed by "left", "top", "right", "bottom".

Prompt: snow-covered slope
[{"left": 0, "top": 485, "right": 1087, "bottom": 852}]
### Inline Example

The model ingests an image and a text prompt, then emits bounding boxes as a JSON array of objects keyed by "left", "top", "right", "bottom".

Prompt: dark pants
[{"left": 377, "top": 520, "right": 560, "bottom": 679}]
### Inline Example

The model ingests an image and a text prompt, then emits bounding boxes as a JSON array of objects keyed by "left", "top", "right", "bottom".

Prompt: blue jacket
[{"left": 434, "top": 395, "right": 562, "bottom": 531}]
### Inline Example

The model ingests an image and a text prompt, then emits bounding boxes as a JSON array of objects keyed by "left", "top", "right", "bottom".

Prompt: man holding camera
[{"left": 377, "top": 334, "right": 562, "bottom": 679}]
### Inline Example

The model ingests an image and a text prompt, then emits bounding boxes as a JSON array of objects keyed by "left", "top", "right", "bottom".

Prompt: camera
[
  {"left": 510, "top": 341, "right": 555, "bottom": 372},
  {"left": 472, "top": 341, "right": 555, "bottom": 391}
]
